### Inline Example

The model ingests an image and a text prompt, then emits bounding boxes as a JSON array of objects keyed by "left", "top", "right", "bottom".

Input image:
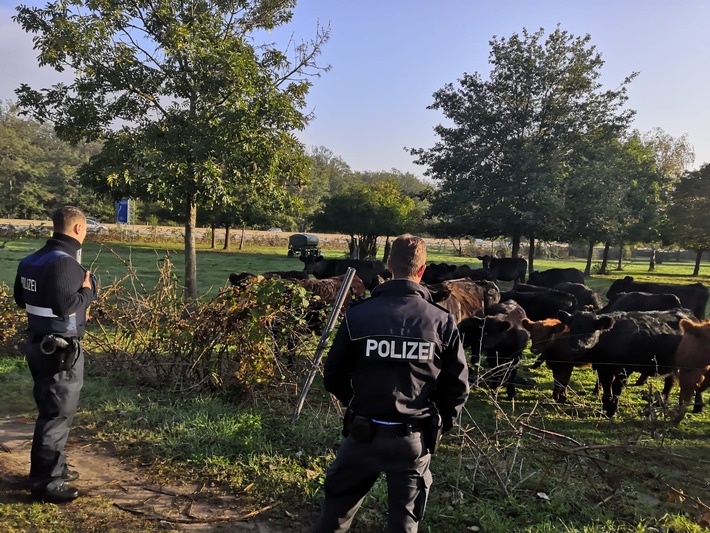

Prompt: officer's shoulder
[
  {"left": 347, "top": 296, "right": 372, "bottom": 309},
  {"left": 426, "top": 300, "right": 453, "bottom": 315}
]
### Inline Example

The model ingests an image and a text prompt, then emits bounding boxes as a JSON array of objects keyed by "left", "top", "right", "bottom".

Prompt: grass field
[
  {"left": 3, "top": 235, "right": 710, "bottom": 308},
  {"left": 1, "top": 236, "right": 709, "bottom": 532}
]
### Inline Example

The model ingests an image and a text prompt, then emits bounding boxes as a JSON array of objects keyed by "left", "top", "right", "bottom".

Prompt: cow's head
[
  {"left": 299, "top": 254, "right": 324, "bottom": 273},
  {"left": 521, "top": 318, "right": 567, "bottom": 356},
  {"left": 606, "top": 276, "right": 634, "bottom": 298},
  {"left": 427, "top": 284, "right": 452, "bottom": 303},
  {"left": 477, "top": 255, "right": 494, "bottom": 269},
  {"left": 557, "top": 310, "right": 614, "bottom": 356}
]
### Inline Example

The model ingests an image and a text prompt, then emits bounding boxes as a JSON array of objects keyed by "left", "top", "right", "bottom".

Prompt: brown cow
[
  {"left": 425, "top": 278, "right": 501, "bottom": 323},
  {"left": 288, "top": 274, "right": 366, "bottom": 306},
  {"left": 672, "top": 319, "right": 710, "bottom": 424},
  {"left": 521, "top": 317, "right": 577, "bottom": 403}
]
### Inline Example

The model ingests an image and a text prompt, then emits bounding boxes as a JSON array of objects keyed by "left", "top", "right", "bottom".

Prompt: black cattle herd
[{"left": 229, "top": 255, "right": 710, "bottom": 424}]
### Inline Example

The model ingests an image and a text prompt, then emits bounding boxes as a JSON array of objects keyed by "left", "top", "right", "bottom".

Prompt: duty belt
[{"left": 369, "top": 418, "right": 427, "bottom": 437}]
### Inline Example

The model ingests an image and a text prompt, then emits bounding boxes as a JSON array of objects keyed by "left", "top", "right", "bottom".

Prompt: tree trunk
[
  {"left": 648, "top": 247, "right": 656, "bottom": 272},
  {"left": 359, "top": 235, "right": 378, "bottom": 259},
  {"left": 382, "top": 236, "right": 391, "bottom": 264},
  {"left": 616, "top": 242, "right": 623, "bottom": 270},
  {"left": 600, "top": 240, "right": 611, "bottom": 275},
  {"left": 239, "top": 224, "right": 245, "bottom": 250},
  {"left": 223, "top": 225, "right": 231, "bottom": 250},
  {"left": 448, "top": 238, "right": 463, "bottom": 257},
  {"left": 511, "top": 225, "right": 521, "bottom": 259},
  {"left": 210, "top": 224, "right": 216, "bottom": 249},
  {"left": 348, "top": 236, "right": 358, "bottom": 259},
  {"left": 184, "top": 199, "right": 198, "bottom": 300},
  {"left": 693, "top": 250, "right": 703, "bottom": 276},
  {"left": 527, "top": 235, "right": 535, "bottom": 278},
  {"left": 584, "top": 238, "right": 594, "bottom": 276}
]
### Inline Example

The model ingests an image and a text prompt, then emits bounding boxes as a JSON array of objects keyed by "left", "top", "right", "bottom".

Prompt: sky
[{"left": 1, "top": 1, "right": 708, "bottom": 179}]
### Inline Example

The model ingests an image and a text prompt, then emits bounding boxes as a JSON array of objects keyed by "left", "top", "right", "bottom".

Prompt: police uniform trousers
[
  {"left": 312, "top": 428, "right": 432, "bottom": 533},
  {"left": 25, "top": 340, "right": 84, "bottom": 491}
]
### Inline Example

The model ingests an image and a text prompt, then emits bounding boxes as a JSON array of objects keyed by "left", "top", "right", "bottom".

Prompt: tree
[
  {"left": 14, "top": 0, "right": 329, "bottom": 298},
  {"left": 0, "top": 102, "right": 107, "bottom": 219},
  {"left": 411, "top": 26, "right": 635, "bottom": 274},
  {"left": 290, "top": 146, "right": 353, "bottom": 231},
  {"left": 662, "top": 164, "right": 710, "bottom": 276},
  {"left": 312, "top": 180, "right": 422, "bottom": 259}
]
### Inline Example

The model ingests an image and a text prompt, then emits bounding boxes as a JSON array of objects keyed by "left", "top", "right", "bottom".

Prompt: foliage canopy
[{"left": 14, "top": 0, "right": 329, "bottom": 297}]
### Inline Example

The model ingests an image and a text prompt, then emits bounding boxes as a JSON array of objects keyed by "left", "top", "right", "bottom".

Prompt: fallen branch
[{"left": 113, "top": 502, "right": 278, "bottom": 523}]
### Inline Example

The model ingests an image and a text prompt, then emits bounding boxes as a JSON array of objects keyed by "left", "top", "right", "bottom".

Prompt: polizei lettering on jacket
[
  {"left": 365, "top": 339, "right": 435, "bottom": 362},
  {"left": 21, "top": 276, "right": 37, "bottom": 292}
]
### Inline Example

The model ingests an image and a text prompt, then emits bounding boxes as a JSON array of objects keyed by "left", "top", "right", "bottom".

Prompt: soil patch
[{"left": 0, "top": 416, "right": 294, "bottom": 532}]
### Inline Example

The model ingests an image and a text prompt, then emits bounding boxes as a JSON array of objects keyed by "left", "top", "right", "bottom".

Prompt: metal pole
[{"left": 292, "top": 267, "right": 357, "bottom": 421}]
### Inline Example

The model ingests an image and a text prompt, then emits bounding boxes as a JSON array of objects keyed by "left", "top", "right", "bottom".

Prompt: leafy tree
[
  {"left": 0, "top": 102, "right": 107, "bottom": 219},
  {"left": 633, "top": 128, "right": 695, "bottom": 270},
  {"left": 313, "top": 180, "right": 422, "bottom": 259},
  {"left": 662, "top": 164, "right": 710, "bottom": 275},
  {"left": 14, "top": 0, "right": 329, "bottom": 298},
  {"left": 411, "top": 26, "right": 635, "bottom": 274},
  {"left": 290, "top": 146, "right": 353, "bottom": 231}
]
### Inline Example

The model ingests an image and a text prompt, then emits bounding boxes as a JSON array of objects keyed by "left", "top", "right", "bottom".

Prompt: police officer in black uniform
[
  {"left": 14, "top": 206, "right": 97, "bottom": 503},
  {"left": 312, "top": 234, "right": 469, "bottom": 533}
]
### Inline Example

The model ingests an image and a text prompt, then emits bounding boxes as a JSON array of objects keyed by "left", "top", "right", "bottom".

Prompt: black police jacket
[
  {"left": 14, "top": 233, "right": 96, "bottom": 339},
  {"left": 323, "top": 279, "right": 469, "bottom": 431}
]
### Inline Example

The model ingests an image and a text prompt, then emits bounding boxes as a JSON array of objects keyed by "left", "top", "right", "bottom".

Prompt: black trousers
[
  {"left": 25, "top": 340, "right": 84, "bottom": 491},
  {"left": 312, "top": 430, "right": 432, "bottom": 533}
]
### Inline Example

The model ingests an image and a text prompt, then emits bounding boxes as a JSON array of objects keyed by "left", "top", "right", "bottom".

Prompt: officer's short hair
[
  {"left": 389, "top": 234, "right": 426, "bottom": 278},
  {"left": 52, "top": 206, "right": 86, "bottom": 233}
]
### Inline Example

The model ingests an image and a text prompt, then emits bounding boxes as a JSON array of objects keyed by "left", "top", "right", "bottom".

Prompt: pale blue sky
[{"left": 2, "top": 1, "right": 708, "bottom": 178}]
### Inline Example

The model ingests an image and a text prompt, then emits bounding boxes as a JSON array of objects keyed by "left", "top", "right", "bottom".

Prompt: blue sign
[{"left": 116, "top": 199, "right": 130, "bottom": 224}]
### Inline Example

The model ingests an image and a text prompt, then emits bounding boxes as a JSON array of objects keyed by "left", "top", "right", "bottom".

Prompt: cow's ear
[
  {"left": 623, "top": 276, "right": 633, "bottom": 282},
  {"left": 492, "top": 320, "right": 511, "bottom": 332},
  {"left": 316, "top": 255, "right": 324, "bottom": 262},
  {"left": 557, "top": 310, "right": 572, "bottom": 324},
  {"left": 521, "top": 318, "right": 534, "bottom": 331},
  {"left": 679, "top": 318, "right": 701, "bottom": 334},
  {"left": 596, "top": 315, "right": 615, "bottom": 330},
  {"left": 551, "top": 322, "right": 566, "bottom": 334}
]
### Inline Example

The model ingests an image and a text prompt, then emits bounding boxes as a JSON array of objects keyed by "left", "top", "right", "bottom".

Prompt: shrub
[{"left": 86, "top": 260, "right": 327, "bottom": 399}]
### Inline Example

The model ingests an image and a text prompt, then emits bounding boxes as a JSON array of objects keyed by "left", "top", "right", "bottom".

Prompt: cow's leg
[
  {"left": 693, "top": 389, "right": 704, "bottom": 414},
  {"left": 505, "top": 364, "right": 518, "bottom": 400},
  {"left": 634, "top": 373, "right": 649, "bottom": 386},
  {"left": 551, "top": 366, "right": 573, "bottom": 404},
  {"left": 597, "top": 367, "right": 618, "bottom": 418},
  {"left": 661, "top": 374, "right": 675, "bottom": 402}
]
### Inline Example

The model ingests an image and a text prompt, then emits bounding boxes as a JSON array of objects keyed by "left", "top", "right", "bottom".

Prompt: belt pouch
[{"left": 349, "top": 415, "right": 375, "bottom": 443}]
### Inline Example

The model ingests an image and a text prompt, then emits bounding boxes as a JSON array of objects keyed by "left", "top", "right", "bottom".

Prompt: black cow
[
  {"left": 553, "top": 282, "right": 603, "bottom": 311},
  {"left": 557, "top": 309, "right": 696, "bottom": 417},
  {"left": 300, "top": 256, "right": 388, "bottom": 291},
  {"left": 528, "top": 268, "right": 585, "bottom": 287},
  {"left": 422, "top": 263, "right": 494, "bottom": 284},
  {"left": 458, "top": 300, "right": 529, "bottom": 399},
  {"left": 598, "top": 291, "right": 683, "bottom": 314},
  {"left": 425, "top": 278, "right": 501, "bottom": 324},
  {"left": 500, "top": 288, "right": 577, "bottom": 321},
  {"left": 477, "top": 255, "right": 527, "bottom": 285},
  {"left": 606, "top": 276, "right": 709, "bottom": 319}
]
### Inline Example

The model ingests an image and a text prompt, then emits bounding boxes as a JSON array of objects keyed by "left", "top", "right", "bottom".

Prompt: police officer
[
  {"left": 14, "top": 206, "right": 97, "bottom": 503},
  {"left": 312, "top": 234, "right": 469, "bottom": 533}
]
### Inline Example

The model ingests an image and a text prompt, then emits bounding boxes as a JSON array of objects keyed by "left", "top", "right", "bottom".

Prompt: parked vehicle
[
  {"left": 86, "top": 217, "right": 107, "bottom": 233},
  {"left": 287, "top": 233, "right": 320, "bottom": 258}
]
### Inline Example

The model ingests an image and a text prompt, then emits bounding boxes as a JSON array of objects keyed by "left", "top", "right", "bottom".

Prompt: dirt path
[{"left": 0, "top": 416, "right": 292, "bottom": 532}]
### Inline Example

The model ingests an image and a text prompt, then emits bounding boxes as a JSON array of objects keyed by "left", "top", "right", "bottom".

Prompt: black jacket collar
[{"left": 371, "top": 279, "right": 431, "bottom": 301}]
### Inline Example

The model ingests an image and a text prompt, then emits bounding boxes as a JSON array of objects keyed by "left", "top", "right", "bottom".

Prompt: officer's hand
[{"left": 82, "top": 271, "right": 92, "bottom": 290}]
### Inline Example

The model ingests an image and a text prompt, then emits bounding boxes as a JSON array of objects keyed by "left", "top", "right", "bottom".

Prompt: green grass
[{"left": 2, "top": 237, "right": 710, "bottom": 531}]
